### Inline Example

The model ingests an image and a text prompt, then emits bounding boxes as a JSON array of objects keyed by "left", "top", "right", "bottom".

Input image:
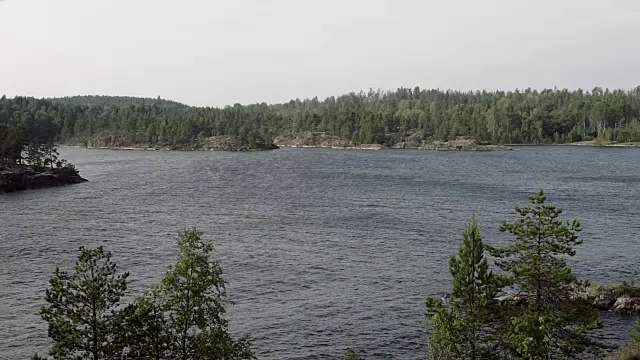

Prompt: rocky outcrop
[
  {"left": 577, "top": 284, "right": 640, "bottom": 314},
  {"left": 0, "top": 165, "right": 87, "bottom": 193},
  {"left": 494, "top": 284, "right": 640, "bottom": 315},
  {"left": 274, "top": 132, "right": 353, "bottom": 148},
  {"left": 392, "top": 136, "right": 512, "bottom": 151},
  {"left": 197, "top": 136, "right": 278, "bottom": 151},
  {"left": 65, "top": 135, "right": 279, "bottom": 152},
  {"left": 611, "top": 296, "right": 640, "bottom": 315},
  {"left": 420, "top": 137, "right": 512, "bottom": 151},
  {"left": 331, "top": 144, "right": 385, "bottom": 150}
]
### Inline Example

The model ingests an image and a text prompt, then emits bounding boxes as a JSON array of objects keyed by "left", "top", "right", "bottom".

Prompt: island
[
  {"left": 0, "top": 162, "right": 87, "bottom": 193},
  {"left": 0, "top": 99, "right": 87, "bottom": 193}
]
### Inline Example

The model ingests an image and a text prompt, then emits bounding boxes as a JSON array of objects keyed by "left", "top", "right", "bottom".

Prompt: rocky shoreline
[
  {"left": 495, "top": 283, "right": 640, "bottom": 315},
  {"left": 75, "top": 144, "right": 279, "bottom": 152},
  {"left": 0, "top": 165, "right": 88, "bottom": 193},
  {"left": 277, "top": 144, "right": 385, "bottom": 150},
  {"left": 65, "top": 135, "right": 279, "bottom": 152},
  {"left": 274, "top": 133, "right": 512, "bottom": 151},
  {"left": 570, "top": 140, "right": 640, "bottom": 148},
  {"left": 579, "top": 284, "right": 640, "bottom": 314},
  {"left": 417, "top": 140, "right": 512, "bottom": 151}
]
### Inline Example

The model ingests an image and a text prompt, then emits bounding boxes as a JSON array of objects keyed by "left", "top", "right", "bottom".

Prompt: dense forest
[
  {"left": 0, "top": 97, "right": 85, "bottom": 192},
  {"left": 0, "top": 96, "right": 61, "bottom": 168},
  {"left": 51, "top": 95, "right": 190, "bottom": 111},
  {"left": 2, "top": 86, "right": 640, "bottom": 151}
]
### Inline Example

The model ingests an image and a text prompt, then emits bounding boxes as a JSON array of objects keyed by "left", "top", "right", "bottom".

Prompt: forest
[{"left": 2, "top": 86, "right": 640, "bottom": 152}]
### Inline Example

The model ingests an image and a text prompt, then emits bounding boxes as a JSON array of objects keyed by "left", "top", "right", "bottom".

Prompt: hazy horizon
[{"left": 2, "top": 0, "right": 639, "bottom": 107}]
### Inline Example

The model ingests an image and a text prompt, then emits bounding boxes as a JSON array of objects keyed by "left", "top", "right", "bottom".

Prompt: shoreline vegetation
[
  {"left": 63, "top": 136, "right": 640, "bottom": 152},
  {"left": 273, "top": 132, "right": 513, "bottom": 150},
  {"left": 64, "top": 134, "right": 280, "bottom": 152},
  {"left": 3, "top": 85, "right": 640, "bottom": 157}
]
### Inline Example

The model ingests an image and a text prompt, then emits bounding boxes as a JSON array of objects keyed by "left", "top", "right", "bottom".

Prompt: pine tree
[
  {"left": 426, "top": 216, "right": 502, "bottom": 359},
  {"left": 486, "top": 190, "right": 600, "bottom": 359},
  {"left": 344, "top": 348, "right": 359, "bottom": 360},
  {"left": 159, "top": 228, "right": 254, "bottom": 360},
  {"left": 39, "top": 246, "right": 129, "bottom": 360},
  {"left": 114, "top": 289, "right": 170, "bottom": 360}
]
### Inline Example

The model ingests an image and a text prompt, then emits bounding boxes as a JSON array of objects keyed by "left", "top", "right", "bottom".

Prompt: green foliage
[
  {"left": 426, "top": 216, "right": 503, "bottom": 359},
  {"left": 37, "top": 229, "right": 253, "bottom": 360},
  {"left": 52, "top": 95, "right": 189, "bottom": 110},
  {"left": 39, "top": 246, "right": 129, "bottom": 360},
  {"left": 115, "top": 289, "right": 171, "bottom": 359},
  {"left": 0, "top": 96, "right": 65, "bottom": 169},
  {"left": 344, "top": 348, "right": 359, "bottom": 360},
  {"left": 631, "top": 320, "right": 640, "bottom": 346},
  {"left": 607, "top": 321, "right": 640, "bottom": 360},
  {"left": 486, "top": 190, "right": 601, "bottom": 359},
  {"left": 425, "top": 298, "right": 459, "bottom": 360},
  {"left": 4, "top": 86, "right": 640, "bottom": 152},
  {"left": 158, "top": 228, "right": 254, "bottom": 360}
]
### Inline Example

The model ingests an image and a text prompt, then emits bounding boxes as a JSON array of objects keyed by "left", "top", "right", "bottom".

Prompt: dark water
[{"left": 1, "top": 146, "right": 639, "bottom": 359}]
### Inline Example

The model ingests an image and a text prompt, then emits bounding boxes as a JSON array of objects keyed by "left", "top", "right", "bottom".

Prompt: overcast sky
[{"left": 1, "top": 0, "right": 639, "bottom": 106}]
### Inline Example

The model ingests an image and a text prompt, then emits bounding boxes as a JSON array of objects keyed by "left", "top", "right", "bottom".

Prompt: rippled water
[{"left": 1, "top": 146, "right": 640, "bottom": 359}]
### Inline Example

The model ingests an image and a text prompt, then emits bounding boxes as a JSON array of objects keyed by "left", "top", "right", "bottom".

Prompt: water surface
[{"left": 1, "top": 146, "right": 639, "bottom": 359}]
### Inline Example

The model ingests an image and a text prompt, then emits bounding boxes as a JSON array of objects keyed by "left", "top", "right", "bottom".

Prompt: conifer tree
[
  {"left": 159, "top": 228, "right": 254, "bottom": 360},
  {"left": 486, "top": 190, "right": 600, "bottom": 359},
  {"left": 114, "top": 289, "right": 170, "bottom": 360},
  {"left": 426, "top": 216, "right": 502, "bottom": 359},
  {"left": 39, "top": 246, "right": 129, "bottom": 360},
  {"left": 344, "top": 348, "right": 359, "bottom": 360}
]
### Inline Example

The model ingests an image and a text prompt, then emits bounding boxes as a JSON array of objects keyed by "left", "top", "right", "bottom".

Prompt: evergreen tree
[
  {"left": 344, "top": 348, "right": 359, "bottom": 360},
  {"left": 426, "top": 216, "right": 502, "bottom": 359},
  {"left": 39, "top": 246, "right": 129, "bottom": 360},
  {"left": 159, "top": 228, "right": 254, "bottom": 360},
  {"left": 486, "top": 190, "right": 600, "bottom": 359},
  {"left": 114, "top": 289, "right": 170, "bottom": 360}
]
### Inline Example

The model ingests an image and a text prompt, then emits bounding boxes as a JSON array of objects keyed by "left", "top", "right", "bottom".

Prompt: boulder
[{"left": 611, "top": 296, "right": 640, "bottom": 315}]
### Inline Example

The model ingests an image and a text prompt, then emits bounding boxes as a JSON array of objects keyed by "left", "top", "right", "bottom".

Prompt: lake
[{"left": 1, "top": 146, "right": 639, "bottom": 359}]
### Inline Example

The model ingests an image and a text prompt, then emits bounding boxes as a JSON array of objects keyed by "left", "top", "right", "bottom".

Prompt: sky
[{"left": 1, "top": 0, "right": 639, "bottom": 107}]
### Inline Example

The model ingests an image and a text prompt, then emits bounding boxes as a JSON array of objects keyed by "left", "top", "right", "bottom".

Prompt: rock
[
  {"left": 611, "top": 296, "right": 640, "bottom": 315},
  {"left": 573, "top": 284, "right": 620, "bottom": 310},
  {"left": 420, "top": 137, "right": 512, "bottom": 151},
  {"left": 0, "top": 165, "right": 87, "bottom": 193},
  {"left": 274, "top": 132, "right": 352, "bottom": 148},
  {"left": 495, "top": 291, "right": 526, "bottom": 306},
  {"left": 331, "top": 144, "right": 385, "bottom": 150},
  {"left": 572, "top": 283, "right": 640, "bottom": 313}
]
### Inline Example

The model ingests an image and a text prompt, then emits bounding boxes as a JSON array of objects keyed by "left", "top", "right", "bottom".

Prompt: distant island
[
  {"left": 2, "top": 86, "right": 640, "bottom": 156},
  {"left": 0, "top": 100, "right": 87, "bottom": 192}
]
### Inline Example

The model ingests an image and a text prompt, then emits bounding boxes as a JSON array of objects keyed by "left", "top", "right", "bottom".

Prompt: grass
[{"left": 607, "top": 345, "right": 640, "bottom": 360}]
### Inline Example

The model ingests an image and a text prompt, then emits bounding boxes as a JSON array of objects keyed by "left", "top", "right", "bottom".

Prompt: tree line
[
  {"left": 0, "top": 96, "right": 63, "bottom": 169},
  {"left": 32, "top": 192, "right": 640, "bottom": 359},
  {"left": 3, "top": 86, "right": 640, "bottom": 152}
]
